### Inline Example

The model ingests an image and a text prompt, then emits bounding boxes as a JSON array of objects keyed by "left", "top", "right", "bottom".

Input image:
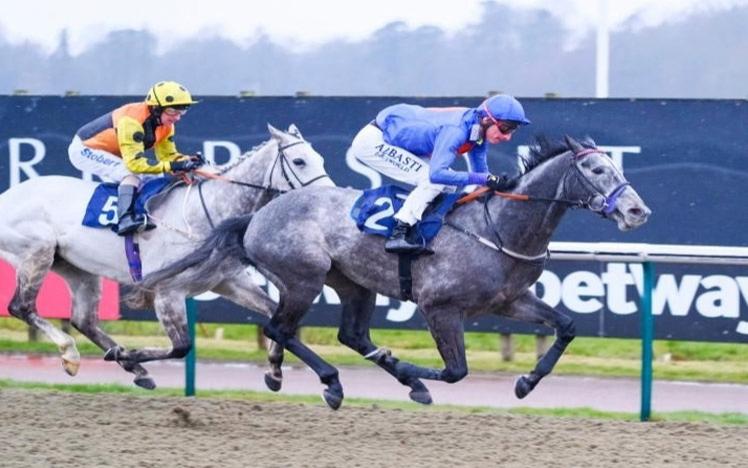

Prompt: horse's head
[
  {"left": 266, "top": 123, "right": 335, "bottom": 189},
  {"left": 564, "top": 136, "right": 651, "bottom": 231}
]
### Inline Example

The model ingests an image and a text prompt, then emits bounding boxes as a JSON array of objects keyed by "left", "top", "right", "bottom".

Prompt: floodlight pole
[{"left": 595, "top": 0, "right": 610, "bottom": 98}]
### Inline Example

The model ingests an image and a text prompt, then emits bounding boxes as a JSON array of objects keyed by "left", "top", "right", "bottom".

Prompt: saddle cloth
[
  {"left": 82, "top": 177, "right": 174, "bottom": 231},
  {"left": 350, "top": 184, "right": 462, "bottom": 245}
]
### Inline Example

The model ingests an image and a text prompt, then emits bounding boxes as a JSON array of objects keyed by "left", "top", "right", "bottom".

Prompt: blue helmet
[{"left": 479, "top": 94, "right": 531, "bottom": 125}]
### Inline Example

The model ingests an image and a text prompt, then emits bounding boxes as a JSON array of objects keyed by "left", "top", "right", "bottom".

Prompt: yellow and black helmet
[{"left": 145, "top": 81, "right": 198, "bottom": 107}]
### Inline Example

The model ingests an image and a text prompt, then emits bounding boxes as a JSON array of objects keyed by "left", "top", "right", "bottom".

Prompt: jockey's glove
[
  {"left": 486, "top": 174, "right": 517, "bottom": 191},
  {"left": 169, "top": 158, "right": 202, "bottom": 173}
]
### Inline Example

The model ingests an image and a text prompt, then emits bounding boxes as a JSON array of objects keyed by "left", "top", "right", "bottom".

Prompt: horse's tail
[{"left": 124, "top": 214, "right": 254, "bottom": 307}]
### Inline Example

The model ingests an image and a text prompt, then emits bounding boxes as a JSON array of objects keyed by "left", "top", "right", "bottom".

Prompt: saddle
[
  {"left": 350, "top": 184, "right": 463, "bottom": 300},
  {"left": 350, "top": 184, "right": 462, "bottom": 249},
  {"left": 82, "top": 177, "right": 178, "bottom": 283},
  {"left": 82, "top": 177, "right": 176, "bottom": 232}
]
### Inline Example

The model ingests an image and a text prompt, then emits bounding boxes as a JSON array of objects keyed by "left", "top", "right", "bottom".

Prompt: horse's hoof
[
  {"left": 103, "top": 346, "right": 123, "bottom": 362},
  {"left": 322, "top": 389, "right": 343, "bottom": 410},
  {"left": 62, "top": 357, "right": 80, "bottom": 376},
  {"left": 409, "top": 389, "right": 433, "bottom": 405},
  {"left": 514, "top": 375, "right": 533, "bottom": 399},
  {"left": 134, "top": 375, "right": 156, "bottom": 390},
  {"left": 264, "top": 372, "right": 282, "bottom": 392}
]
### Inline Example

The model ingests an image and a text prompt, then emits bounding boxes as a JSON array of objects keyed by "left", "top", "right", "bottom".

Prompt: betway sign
[{"left": 184, "top": 261, "right": 748, "bottom": 343}]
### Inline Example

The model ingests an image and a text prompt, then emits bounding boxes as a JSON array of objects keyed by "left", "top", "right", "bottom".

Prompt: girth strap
[
  {"left": 398, "top": 253, "right": 414, "bottom": 301},
  {"left": 124, "top": 235, "right": 143, "bottom": 282}
]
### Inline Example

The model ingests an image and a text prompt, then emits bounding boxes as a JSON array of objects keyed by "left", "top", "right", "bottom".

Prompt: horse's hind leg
[
  {"left": 210, "top": 274, "right": 284, "bottom": 391},
  {"left": 107, "top": 290, "right": 192, "bottom": 364},
  {"left": 263, "top": 273, "right": 344, "bottom": 410},
  {"left": 329, "top": 272, "right": 432, "bottom": 405},
  {"left": 498, "top": 291, "right": 576, "bottom": 399},
  {"left": 55, "top": 262, "right": 156, "bottom": 390},
  {"left": 8, "top": 246, "right": 80, "bottom": 375}
]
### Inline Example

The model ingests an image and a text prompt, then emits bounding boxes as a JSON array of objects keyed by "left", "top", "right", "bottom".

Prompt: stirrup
[
  {"left": 385, "top": 238, "right": 421, "bottom": 254},
  {"left": 117, "top": 214, "right": 146, "bottom": 236}
]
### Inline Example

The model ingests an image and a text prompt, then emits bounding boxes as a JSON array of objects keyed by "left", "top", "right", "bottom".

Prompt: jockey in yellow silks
[{"left": 68, "top": 81, "right": 203, "bottom": 235}]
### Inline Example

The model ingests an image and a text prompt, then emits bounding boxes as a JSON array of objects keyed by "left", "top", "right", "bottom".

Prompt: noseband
[{"left": 568, "top": 148, "right": 630, "bottom": 217}]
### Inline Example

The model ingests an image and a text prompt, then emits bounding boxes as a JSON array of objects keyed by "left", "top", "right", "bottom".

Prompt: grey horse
[
  {"left": 138, "top": 136, "right": 651, "bottom": 408},
  {"left": 0, "top": 124, "right": 333, "bottom": 389}
]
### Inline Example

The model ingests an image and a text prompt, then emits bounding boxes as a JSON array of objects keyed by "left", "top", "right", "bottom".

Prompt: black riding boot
[
  {"left": 384, "top": 220, "right": 421, "bottom": 253},
  {"left": 116, "top": 185, "right": 146, "bottom": 236}
]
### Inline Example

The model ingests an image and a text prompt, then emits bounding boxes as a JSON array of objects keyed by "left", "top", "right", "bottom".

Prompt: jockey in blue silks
[{"left": 347, "top": 94, "right": 531, "bottom": 253}]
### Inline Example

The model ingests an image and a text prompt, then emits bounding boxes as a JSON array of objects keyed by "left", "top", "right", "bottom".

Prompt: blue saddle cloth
[
  {"left": 82, "top": 177, "right": 174, "bottom": 230},
  {"left": 350, "top": 184, "right": 462, "bottom": 244}
]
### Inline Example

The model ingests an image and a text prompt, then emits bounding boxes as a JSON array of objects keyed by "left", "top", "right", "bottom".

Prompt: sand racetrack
[{"left": 1, "top": 388, "right": 746, "bottom": 468}]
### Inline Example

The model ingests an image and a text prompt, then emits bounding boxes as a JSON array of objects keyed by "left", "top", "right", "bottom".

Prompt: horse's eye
[
  {"left": 592, "top": 167, "right": 604, "bottom": 175},
  {"left": 292, "top": 158, "right": 306, "bottom": 167}
]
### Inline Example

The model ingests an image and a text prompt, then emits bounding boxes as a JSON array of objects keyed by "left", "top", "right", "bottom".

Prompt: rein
[
  {"left": 153, "top": 139, "right": 330, "bottom": 235},
  {"left": 450, "top": 147, "right": 629, "bottom": 262}
]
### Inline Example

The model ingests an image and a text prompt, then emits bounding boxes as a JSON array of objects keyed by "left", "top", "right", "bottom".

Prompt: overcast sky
[{"left": 2, "top": 0, "right": 747, "bottom": 55}]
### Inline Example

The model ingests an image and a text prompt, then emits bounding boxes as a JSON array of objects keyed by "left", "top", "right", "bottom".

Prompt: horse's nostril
[{"left": 628, "top": 207, "right": 650, "bottom": 221}]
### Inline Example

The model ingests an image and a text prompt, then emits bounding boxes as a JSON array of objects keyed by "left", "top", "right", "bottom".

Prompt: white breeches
[
  {"left": 348, "top": 124, "right": 452, "bottom": 225},
  {"left": 68, "top": 136, "right": 134, "bottom": 183}
]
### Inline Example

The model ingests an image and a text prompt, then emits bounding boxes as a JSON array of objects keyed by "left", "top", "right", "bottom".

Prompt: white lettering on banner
[
  {"left": 533, "top": 263, "right": 748, "bottom": 335},
  {"left": 9, "top": 138, "right": 45, "bottom": 186},
  {"left": 203, "top": 141, "right": 241, "bottom": 165},
  {"left": 386, "top": 301, "right": 418, "bottom": 322},
  {"left": 649, "top": 274, "right": 701, "bottom": 317},
  {"left": 601, "top": 263, "right": 637, "bottom": 314},
  {"left": 696, "top": 275, "right": 739, "bottom": 319},
  {"left": 517, "top": 144, "right": 641, "bottom": 171},
  {"left": 561, "top": 271, "right": 605, "bottom": 313}
]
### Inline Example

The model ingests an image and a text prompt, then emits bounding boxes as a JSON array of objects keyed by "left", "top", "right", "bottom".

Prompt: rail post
[
  {"left": 639, "top": 261, "right": 654, "bottom": 421},
  {"left": 185, "top": 298, "right": 197, "bottom": 396}
]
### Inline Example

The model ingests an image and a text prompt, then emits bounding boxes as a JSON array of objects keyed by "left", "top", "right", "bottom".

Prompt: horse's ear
[
  {"left": 581, "top": 135, "right": 597, "bottom": 148},
  {"left": 267, "top": 123, "right": 283, "bottom": 140},
  {"left": 287, "top": 123, "right": 303, "bottom": 140},
  {"left": 564, "top": 135, "right": 584, "bottom": 154}
]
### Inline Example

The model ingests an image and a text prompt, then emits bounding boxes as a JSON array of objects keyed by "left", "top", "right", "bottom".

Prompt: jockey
[
  {"left": 347, "top": 94, "right": 530, "bottom": 253},
  {"left": 68, "top": 80, "right": 204, "bottom": 236}
]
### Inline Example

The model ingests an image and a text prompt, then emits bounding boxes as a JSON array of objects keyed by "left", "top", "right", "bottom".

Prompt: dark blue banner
[{"left": 1, "top": 96, "right": 747, "bottom": 342}]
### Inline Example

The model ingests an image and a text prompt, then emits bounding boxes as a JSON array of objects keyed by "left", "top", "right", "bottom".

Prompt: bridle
[
  {"left": 263, "top": 140, "right": 331, "bottom": 189},
  {"left": 565, "top": 148, "right": 630, "bottom": 217},
  {"left": 449, "top": 147, "right": 631, "bottom": 262},
  {"left": 193, "top": 139, "right": 330, "bottom": 229}
]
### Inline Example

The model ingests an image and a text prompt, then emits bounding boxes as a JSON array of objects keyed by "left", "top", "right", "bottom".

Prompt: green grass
[
  {"left": 1, "top": 378, "right": 746, "bottom": 425},
  {"left": 2, "top": 317, "right": 748, "bottom": 384}
]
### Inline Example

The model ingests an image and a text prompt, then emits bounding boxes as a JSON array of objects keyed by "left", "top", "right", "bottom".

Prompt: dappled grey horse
[
  {"left": 0, "top": 124, "right": 333, "bottom": 389},
  {"left": 141, "top": 136, "right": 650, "bottom": 408}
]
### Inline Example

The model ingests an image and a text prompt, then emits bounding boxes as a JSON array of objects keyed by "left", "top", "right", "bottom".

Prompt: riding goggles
[
  {"left": 482, "top": 102, "right": 519, "bottom": 135},
  {"left": 162, "top": 105, "right": 190, "bottom": 116}
]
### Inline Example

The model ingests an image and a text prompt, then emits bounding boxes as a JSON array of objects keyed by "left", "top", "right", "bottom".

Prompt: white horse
[{"left": 0, "top": 124, "right": 334, "bottom": 389}]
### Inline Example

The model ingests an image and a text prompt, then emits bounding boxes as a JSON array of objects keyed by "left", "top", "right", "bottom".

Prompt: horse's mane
[
  {"left": 214, "top": 139, "right": 273, "bottom": 175},
  {"left": 518, "top": 135, "right": 596, "bottom": 176}
]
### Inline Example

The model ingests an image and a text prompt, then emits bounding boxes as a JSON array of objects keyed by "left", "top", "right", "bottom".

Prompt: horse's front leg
[
  {"left": 332, "top": 280, "right": 432, "bottom": 405},
  {"left": 497, "top": 290, "right": 576, "bottom": 399},
  {"left": 377, "top": 306, "right": 468, "bottom": 387},
  {"left": 106, "top": 291, "right": 192, "bottom": 364}
]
